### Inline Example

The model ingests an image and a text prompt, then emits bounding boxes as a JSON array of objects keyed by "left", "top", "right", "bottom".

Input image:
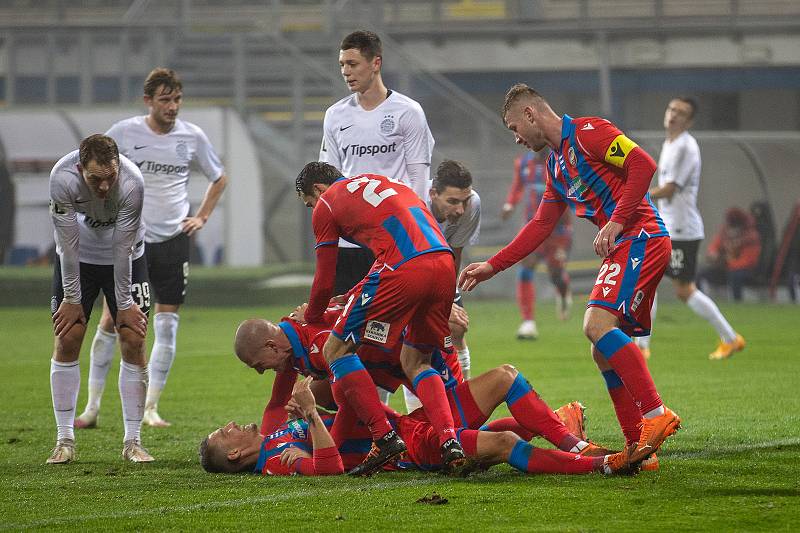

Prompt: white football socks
[
  {"left": 402, "top": 385, "right": 423, "bottom": 413},
  {"left": 146, "top": 312, "right": 179, "bottom": 409},
  {"left": 687, "top": 290, "right": 737, "bottom": 343},
  {"left": 119, "top": 361, "right": 147, "bottom": 443},
  {"left": 50, "top": 359, "right": 80, "bottom": 441},
  {"left": 85, "top": 327, "right": 118, "bottom": 413},
  {"left": 457, "top": 346, "right": 471, "bottom": 380}
]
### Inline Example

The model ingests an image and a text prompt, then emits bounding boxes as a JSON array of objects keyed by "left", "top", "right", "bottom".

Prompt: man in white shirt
[
  {"left": 403, "top": 160, "right": 481, "bottom": 411},
  {"left": 642, "top": 97, "right": 744, "bottom": 360},
  {"left": 76, "top": 68, "right": 228, "bottom": 428},
  {"left": 319, "top": 30, "right": 435, "bottom": 295},
  {"left": 47, "top": 134, "right": 153, "bottom": 464}
]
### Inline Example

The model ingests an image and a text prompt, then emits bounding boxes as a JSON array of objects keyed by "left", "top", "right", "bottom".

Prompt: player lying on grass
[
  {"left": 234, "top": 310, "right": 614, "bottom": 461},
  {"left": 199, "top": 377, "right": 639, "bottom": 476}
]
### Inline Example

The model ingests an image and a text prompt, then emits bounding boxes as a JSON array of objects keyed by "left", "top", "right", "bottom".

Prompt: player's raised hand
[
  {"left": 181, "top": 215, "right": 206, "bottom": 236},
  {"left": 291, "top": 376, "right": 317, "bottom": 419},
  {"left": 116, "top": 305, "right": 148, "bottom": 337},
  {"left": 53, "top": 302, "right": 86, "bottom": 337},
  {"left": 458, "top": 262, "right": 496, "bottom": 292},
  {"left": 288, "top": 303, "right": 308, "bottom": 322},
  {"left": 593, "top": 221, "right": 624, "bottom": 258}
]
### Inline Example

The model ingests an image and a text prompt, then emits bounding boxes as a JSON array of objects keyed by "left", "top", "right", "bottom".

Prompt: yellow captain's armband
[{"left": 604, "top": 134, "right": 639, "bottom": 168}]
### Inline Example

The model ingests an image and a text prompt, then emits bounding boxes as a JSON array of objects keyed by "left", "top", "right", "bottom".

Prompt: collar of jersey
[
  {"left": 558, "top": 114, "right": 574, "bottom": 153},
  {"left": 333, "top": 176, "right": 346, "bottom": 183},
  {"left": 278, "top": 321, "right": 311, "bottom": 372}
]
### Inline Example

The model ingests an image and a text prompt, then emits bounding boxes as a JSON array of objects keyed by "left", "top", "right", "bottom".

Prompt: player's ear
[
  {"left": 524, "top": 105, "right": 535, "bottom": 123},
  {"left": 373, "top": 55, "right": 382, "bottom": 71},
  {"left": 227, "top": 448, "right": 242, "bottom": 462}
]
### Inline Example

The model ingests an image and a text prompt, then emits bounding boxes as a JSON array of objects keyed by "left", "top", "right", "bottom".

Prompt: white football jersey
[
  {"left": 656, "top": 131, "right": 704, "bottom": 241},
  {"left": 106, "top": 116, "right": 224, "bottom": 243},
  {"left": 434, "top": 191, "right": 481, "bottom": 249},
  {"left": 319, "top": 90, "right": 434, "bottom": 196},
  {"left": 50, "top": 152, "right": 146, "bottom": 308}
]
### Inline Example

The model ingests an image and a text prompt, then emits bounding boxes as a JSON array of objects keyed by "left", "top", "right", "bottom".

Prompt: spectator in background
[{"left": 699, "top": 207, "right": 761, "bottom": 301}]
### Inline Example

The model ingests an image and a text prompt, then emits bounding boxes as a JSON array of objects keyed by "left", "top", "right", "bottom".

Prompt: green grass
[{"left": 1, "top": 300, "right": 799, "bottom": 531}]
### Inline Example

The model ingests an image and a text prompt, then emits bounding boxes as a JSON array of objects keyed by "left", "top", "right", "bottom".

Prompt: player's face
[
  {"left": 80, "top": 159, "right": 119, "bottom": 200},
  {"left": 505, "top": 105, "right": 547, "bottom": 152},
  {"left": 244, "top": 343, "right": 291, "bottom": 374},
  {"left": 207, "top": 421, "right": 260, "bottom": 450},
  {"left": 429, "top": 186, "right": 472, "bottom": 223},
  {"left": 145, "top": 85, "right": 182, "bottom": 130},
  {"left": 298, "top": 183, "right": 328, "bottom": 209},
  {"left": 664, "top": 100, "right": 693, "bottom": 133},
  {"left": 339, "top": 48, "right": 380, "bottom": 94}
]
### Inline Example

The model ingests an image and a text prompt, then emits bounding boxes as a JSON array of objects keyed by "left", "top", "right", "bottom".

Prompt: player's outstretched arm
[{"left": 458, "top": 262, "right": 496, "bottom": 292}]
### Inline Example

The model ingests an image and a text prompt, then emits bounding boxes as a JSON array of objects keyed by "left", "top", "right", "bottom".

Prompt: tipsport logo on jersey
[
  {"left": 341, "top": 142, "right": 398, "bottom": 158},
  {"left": 134, "top": 160, "right": 189, "bottom": 176}
]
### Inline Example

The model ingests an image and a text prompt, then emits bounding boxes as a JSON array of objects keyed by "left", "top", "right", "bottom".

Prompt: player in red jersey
[
  {"left": 459, "top": 84, "right": 681, "bottom": 464},
  {"left": 502, "top": 149, "right": 573, "bottom": 339},
  {"left": 296, "top": 161, "right": 464, "bottom": 475},
  {"left": 199, "top": 377, "right": 638, "bottom": 476}
]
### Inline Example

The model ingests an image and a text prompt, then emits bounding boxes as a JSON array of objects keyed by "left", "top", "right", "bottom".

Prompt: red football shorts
[
  {"left": 331, "top": 251, "right": 455, "bottom": 354},
  {"left": 587, "top": 235, "right": 670, "bottom": 336}
]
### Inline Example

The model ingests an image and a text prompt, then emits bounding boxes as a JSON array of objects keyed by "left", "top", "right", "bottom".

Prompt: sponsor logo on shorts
[
  {"left": 364, "top": 320, "right": 390, "bottom": 344},
  {"left": 444, "top": 336, "right": 453, "bottom": 348},
  {"left": 602, "top": 287, "right": 612, "bottom": 297},
  {"left": 50, "top": 296, "right": 58, "bottom": 314},
  {"left": 631, "top": 290, "right": 645, "bottom": 312},
  {"left": 361, "top": 294, "right": 372, "bottom": 306}
]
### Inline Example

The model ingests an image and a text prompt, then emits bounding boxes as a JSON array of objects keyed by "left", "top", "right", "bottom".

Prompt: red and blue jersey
[
  {"left": 489, "top": 116, "right": 666, "bottom": 273},
  {"left": 508, "top": 151, "right": 572, "bottom": 236},
  {"left": 313, "top": 174, "right": 451, "bottom": 270},
  {"left": 543, "top": 116, "right": 667, "bottom": 240}
]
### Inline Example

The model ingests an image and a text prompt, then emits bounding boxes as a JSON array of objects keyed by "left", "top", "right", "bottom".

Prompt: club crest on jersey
[
  {"left": 631, "top": 290, "right": 645, "bottom": 312},
  {"left": 364, "top": 320, "right": 390, "bottom": 344},
  {"left": 175, "top": 140, "right": 188, "bottom": 161},
  {"left": 568, "top": 147, "right": 577, "bottom": 167},
  {"left": 380, "top": 114, "right": 395, "bottom": 135}
]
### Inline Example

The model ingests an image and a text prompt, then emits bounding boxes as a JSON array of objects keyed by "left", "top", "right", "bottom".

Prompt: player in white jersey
[
  {"left": 76, "top": 68, "right": 228, "bottom": 429},
  {"left": 319, "top": 30, "right": 435, "bottom": 296},
  {"left": 47, "top": 134, "right": 153, "bottom": 464},
  {"left": 640, "top": 97, "right": 744, "bottom": 360},
  {"left": 403, "top": 160, "right": 481, "bottom": 411}
]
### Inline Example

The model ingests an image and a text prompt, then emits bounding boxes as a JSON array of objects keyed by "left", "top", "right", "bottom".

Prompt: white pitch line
[
  {"left": 6, "top": 438, "right": 800, "bottom": 529},
  {"left": 3, "top": 477, "right": 444, "bottom": 530}
]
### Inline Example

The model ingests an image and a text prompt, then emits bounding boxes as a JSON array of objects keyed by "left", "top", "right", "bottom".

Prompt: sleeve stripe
[{"left": 314, "top": 240, "right": 338, "bottom": 249}]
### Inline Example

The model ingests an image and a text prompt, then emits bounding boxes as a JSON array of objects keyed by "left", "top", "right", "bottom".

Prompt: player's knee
[
  {"left": 118, "top": 327, "right": 145, "bottom": 352},
  {"left": 674, "top": 282, "right": 694, "bottom": 302},
  {"left": 495, "top": 431, "right": 523, "bottom": 455},
  {"left": 494, "top": 364, "right": 518, "bottom": 386}
]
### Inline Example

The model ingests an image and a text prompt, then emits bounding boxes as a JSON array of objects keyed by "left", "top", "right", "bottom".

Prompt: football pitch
[{"left": 1, "top": 300, "right": 798, "bottom": 531}]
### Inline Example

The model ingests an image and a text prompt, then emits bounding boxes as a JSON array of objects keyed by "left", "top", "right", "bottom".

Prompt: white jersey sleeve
[
  {"left": 49, "top": 163, "right": 82, "bottom": 304},
  {"left": 191, "top": 124, "right": 225, "bottom": 182},
  {"left": 319, "top": 111, "right": 343, "bottom": 171},
  {"left": 439, "top": 191, "right": 481, "bottom": 249},
  {"left": 112, "top": 158, "right": 146, "bottom": 309}
]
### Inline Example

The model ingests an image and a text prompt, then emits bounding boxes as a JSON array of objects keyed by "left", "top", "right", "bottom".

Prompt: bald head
[{"left": 234, "top": 318, "right": 281, "bottom": 364}]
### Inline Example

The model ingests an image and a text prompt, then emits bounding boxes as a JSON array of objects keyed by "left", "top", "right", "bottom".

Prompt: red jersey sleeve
[
  {"left": 574, "top": 119, "right": 657, "bottom": 226},
  {"left": 505, "top": 156, "right": 524, "bottom": 206},
  {"left": 488, "top": 181, "right": 566, "bottom": 272},
  {"left": 260, "top": 369, "right": 297, "bottom": 435}
]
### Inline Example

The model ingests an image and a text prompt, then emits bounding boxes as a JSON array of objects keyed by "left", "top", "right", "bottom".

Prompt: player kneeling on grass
[{"left": 199, "top": 377, "right": 639, "bottom": 476}]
